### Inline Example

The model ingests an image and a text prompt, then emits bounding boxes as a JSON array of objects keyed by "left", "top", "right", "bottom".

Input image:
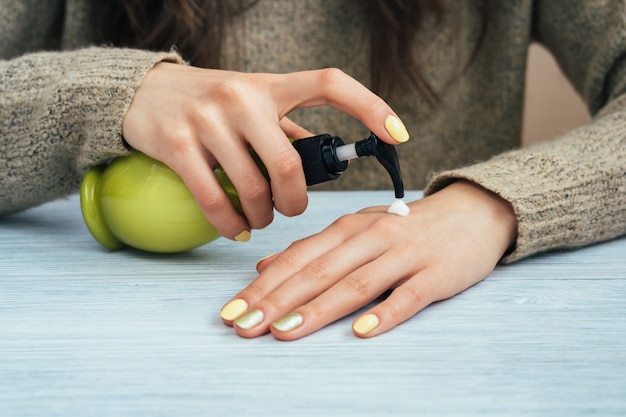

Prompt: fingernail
[
  {"left": 353, "top": 313, "right": 380, "bottom": 335},
  {"left": 272, "top": 313, "right": 303, "bottom": 332},
  {"left": 219, "top": 299, "right": 248, "bottom": 321},
  {"left": 234, "top": 308, "right": 264, "bottom": 330},
  {"left": 234, "top": 229, "right": 251, "bottom": 242},
  {"left": 384, "top": 115, "right": 409, "bottom": 143},
  {"left": 255, "top": 253, "right": 277, "bottom": 272}
]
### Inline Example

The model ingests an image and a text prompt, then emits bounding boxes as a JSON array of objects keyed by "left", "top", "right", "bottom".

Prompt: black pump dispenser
[
  {"left": 292, "top": 134, "right": 348, "bottom": 186},
  {"left": 293, "top": 132, "right": 405, "bottom": 199}
]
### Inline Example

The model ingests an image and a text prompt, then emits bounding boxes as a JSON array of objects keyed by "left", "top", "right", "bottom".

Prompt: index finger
[
  {"left": 218, "top": 217, "right": 351, "bottom": 325},
  {"left": 272, "top": 68, "right": 410, "bottom": 144}
]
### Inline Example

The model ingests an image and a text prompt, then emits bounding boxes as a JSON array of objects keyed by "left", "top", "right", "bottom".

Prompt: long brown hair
[{"left": 92, "top": 0, "right": 487, "bottom": 104}]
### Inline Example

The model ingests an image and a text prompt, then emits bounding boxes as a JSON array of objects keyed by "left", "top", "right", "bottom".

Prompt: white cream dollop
[{"left": 386, "top": 198, "right": 410, "bottom": 217}]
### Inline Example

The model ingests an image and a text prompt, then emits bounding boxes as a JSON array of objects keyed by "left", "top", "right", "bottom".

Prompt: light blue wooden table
[{"left": 1, "top": 191, "right": 625, "bottom": 416}]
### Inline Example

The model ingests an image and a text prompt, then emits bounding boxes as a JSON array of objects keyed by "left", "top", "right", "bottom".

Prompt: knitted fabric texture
[{"left": 1, "top": 0, "right": 624, "bottom": 262}]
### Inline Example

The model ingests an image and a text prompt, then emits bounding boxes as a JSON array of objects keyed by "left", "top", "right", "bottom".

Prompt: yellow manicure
[
  {"left": 384, "top": 115, "right": 409, "bottom": 143},
  {"left": 255, "top": 253, "right": 277, "bottom": 273},
  {"left": 234, "top": 230, "right": 251, "bottom": 242},
  {"left": 219, "top": 299, "right": 248, "bottom": 321},
  {"left": 272, "top": 313, "right": 303, "bottom": 332},
  {"left": 353, "top": 313, "right": 380, "bottom": 335},
  {"left": 234, "top": 309, "right": 264, "bottom": 330}
]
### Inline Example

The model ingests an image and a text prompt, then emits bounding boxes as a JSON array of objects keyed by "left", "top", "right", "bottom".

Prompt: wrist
[{"left": 440, "top": 180, "right": 518, "bottom": 256}]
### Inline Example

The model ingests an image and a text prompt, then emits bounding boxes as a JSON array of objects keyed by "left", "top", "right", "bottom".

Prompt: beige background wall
[{"left": 522, "top": 43, "right": 591, "bottom": 147}]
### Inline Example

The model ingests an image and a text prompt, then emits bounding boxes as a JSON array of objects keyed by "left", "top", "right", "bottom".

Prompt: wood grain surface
[{"left": 1, "top": 192, "right": 625, "bottom": 416}]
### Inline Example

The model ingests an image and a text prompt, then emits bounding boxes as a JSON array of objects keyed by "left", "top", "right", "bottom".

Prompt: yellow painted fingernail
[
  {"left": 219, "top": 299, "right": 248, "bottom": 321},
  {"left": 255, "top": 253, "right": 277, "bottom": 272},
  {"left": 234, "top": 230, "right": 251, "bottom": 242},
  {"left": 384, "top": 115, "right": 409, "bottom": 143},
  {"left": 272, "top": 313, "right": 303, "bottom": 332},
  {"left": 234, "top": 309, "right": 264, "bottom": 330},
  {"left": 353, "top": 313, "right": 380, "bottom": 335}
]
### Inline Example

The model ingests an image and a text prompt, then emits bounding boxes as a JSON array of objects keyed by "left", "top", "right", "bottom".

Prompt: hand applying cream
[{"left": 80, "top": 132, "right": 408, "bottom": 253}]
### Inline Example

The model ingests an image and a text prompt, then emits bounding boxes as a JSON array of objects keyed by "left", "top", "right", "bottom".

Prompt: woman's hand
[
  {"left": 219, "top": 180, "right": 518, "bottom": 339},
  {"left": 122, "top": 63, "right": 409, "bottom": 241}
]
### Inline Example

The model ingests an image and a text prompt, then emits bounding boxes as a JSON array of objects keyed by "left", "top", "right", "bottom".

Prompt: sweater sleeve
[
  {"left": 0, "top": 46, "right": 183, "bottom": 215},
  {"left": 424, "top": 0, "right": 626, "bottom": 263}
]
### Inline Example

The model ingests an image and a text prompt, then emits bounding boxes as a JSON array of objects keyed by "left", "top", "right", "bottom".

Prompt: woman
[{"left": 1, "top": 0, "right": 624, "bottom": 340}]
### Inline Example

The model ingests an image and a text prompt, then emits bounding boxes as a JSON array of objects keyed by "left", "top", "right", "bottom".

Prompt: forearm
[
  {"left": 0, "top": 47, "right": 183, "bottom": 215},
  {"left": 425, "top": 106, "right": 626, "bottom": 262}
]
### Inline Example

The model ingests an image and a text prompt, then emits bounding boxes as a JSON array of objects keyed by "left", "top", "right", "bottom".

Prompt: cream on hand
[{"left": 386, "top": 198, "right": 410, "bottom": 217}]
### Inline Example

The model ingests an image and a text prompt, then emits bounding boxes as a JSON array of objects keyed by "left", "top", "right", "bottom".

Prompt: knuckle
[
  {"left": 344, "top": 272, "right": 372, "bottom": 299},
  {"left": 249, "top": 210, "right": 274, "bottom": 230},
  {"left": 262, "top": 293, "right": 288, "bottom": 313},
  {"left": 274, "top": 148, "right": 302, "bottom": 178},
  {"left": 195, "top": 189, "right": 231, "bottom": 214},
  {"left": 330, "top": 213, "right": 360, "bottom": 230},
  {"left": 368, "top": 216, "right": 400, "bottom": 240},
  {"left": 355, "top": 218, "right": 390, "bottom": 245},
  {"left": 385, "top": 300, "right": 404, "bottom": 322},
  {"left": 239, "top": 176, "right": 270, "bottom": 203},
  {"left": 242, "top": 282, "right": 267, "bottom": 301},
  {"left": 272, "top": 247, "right": 304, "bottom": 271},
  {"left": 170, "top": 140, "right": 196, "bottom": 159},
  {"left": 211, "top": 78, "right": 249, "bottom": 104},
  {"left": 367, "top": 96, "right": 391, "bottom": 116},
  {"left": 165, "top": 122, "right": 196, "bottom": 155},
  {"left": 305, "top": 298, "right": 326, "bottom": 318},
  {"left": 317, "top": 67, "right": 348, "bottom": 87},
  {"left": 301, "top": 258, "right": 334, "bottom": 287},
  {"left": 385, "top": 286, "right": 425, "bottom": 323},
  {"left": 401, "top": 285, "right": 426, "bottom": 306}
]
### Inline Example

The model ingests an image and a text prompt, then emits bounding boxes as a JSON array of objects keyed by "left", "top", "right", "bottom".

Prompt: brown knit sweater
[{"left": 1, "top": 0, "right": 624, "bottom": 262}]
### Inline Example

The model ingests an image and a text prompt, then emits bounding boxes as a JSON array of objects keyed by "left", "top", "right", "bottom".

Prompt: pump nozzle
[{"left": 351, "top": 133, "right": 405, "bottom": 199}]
